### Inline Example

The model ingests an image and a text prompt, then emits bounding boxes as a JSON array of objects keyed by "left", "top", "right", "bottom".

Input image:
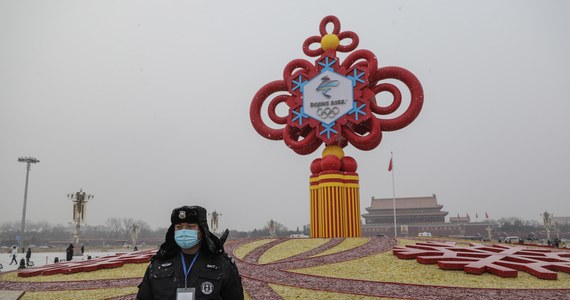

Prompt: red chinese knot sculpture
[
  {"left": 250, "top": 15, "right": 424, "bottom": 155},
  {"left": 250, "top": 16, "right": 424, "bottom": 238}
]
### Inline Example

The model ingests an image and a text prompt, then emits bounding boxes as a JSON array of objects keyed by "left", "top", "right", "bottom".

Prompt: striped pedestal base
[{"left": 309, "top": 171, "right": 361, "bottom": 238}]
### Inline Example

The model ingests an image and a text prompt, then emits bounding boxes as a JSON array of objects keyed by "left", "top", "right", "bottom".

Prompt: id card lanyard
[{"left": 181, "top": 251, "right": 200, "bottom": 288}]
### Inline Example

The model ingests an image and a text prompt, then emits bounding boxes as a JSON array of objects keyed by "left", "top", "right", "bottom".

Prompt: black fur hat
[
  {"left": 171, "top": 206, "right": 206, "bottom": 226},
  {"left": 154, "top": 205, "right": 228, "bottom": 261}
]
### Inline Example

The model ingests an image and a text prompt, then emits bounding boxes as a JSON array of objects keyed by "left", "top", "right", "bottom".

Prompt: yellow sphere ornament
[
  {"left": 321, "top": 34, "right": 340, "bottom": 51},
  {"left": 322, "top": 145, "right": 344, "bottom": 159}
]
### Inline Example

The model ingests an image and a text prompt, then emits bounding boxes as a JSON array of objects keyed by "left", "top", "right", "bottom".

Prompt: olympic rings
[{"left": 316, "top": 107, "right": 340, "bottom": 119}]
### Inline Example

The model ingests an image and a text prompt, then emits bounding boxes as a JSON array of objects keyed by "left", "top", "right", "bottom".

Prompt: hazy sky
[{"left": 1, "top": 1, "right": 568, "bottom": 232}]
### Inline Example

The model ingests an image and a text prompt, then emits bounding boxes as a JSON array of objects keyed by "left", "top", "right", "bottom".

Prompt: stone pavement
[{"left": 0, "top": 290, "right": 24, "bottom": 300}]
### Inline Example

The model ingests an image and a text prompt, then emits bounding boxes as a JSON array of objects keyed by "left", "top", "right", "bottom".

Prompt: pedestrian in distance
[
  {"left": 9, "top": 246, "right": 18, "bottom": 265},
  {"left": 26, "top": 248, "right": 32, "bottom": 266},
  {"left": 66, "top": 244, "right": 74, "bottom": 261},
  {"left": 137, "top": 205, "right": 244, "bottom": 299},
  {"left": 18, "top": 258, "right": 26, "bottom": 269}
]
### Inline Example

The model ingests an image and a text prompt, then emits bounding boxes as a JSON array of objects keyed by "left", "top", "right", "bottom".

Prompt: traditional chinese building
[
  {"left": 361, "top": 194, "right": 490, "bottom": 237},
  {"left": 363, "top": 194, "right": 447, "bottom": 224}
]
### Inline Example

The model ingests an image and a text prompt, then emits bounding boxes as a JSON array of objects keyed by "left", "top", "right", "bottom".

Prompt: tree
[
  {"left": 122, "top": 218, "right": 135, "bottom": 240},
  {"left": 262, "top": 220, "right": 288, "bottom": 237},
  {"left": 105, "top": 218, "right": 122, "bottom": 239}
]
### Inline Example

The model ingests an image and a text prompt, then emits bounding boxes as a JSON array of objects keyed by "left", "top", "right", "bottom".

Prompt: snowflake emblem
[{"left": 393, "top": 241, "right": 570, "bottom": 280}]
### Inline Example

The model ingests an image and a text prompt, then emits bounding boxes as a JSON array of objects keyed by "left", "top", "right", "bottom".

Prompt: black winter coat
[{"left": 136, "top": 250, "right": 243, "bottom": 300}]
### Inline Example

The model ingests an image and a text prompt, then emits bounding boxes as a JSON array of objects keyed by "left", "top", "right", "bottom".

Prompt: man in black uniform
[{"left": 137, "top": 206, "right": 243, "bottom": 299}]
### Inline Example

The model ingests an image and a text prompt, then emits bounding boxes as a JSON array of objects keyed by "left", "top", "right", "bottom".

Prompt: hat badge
[{"left": 179, "top": 211, "right": 186, "bottom": 219}]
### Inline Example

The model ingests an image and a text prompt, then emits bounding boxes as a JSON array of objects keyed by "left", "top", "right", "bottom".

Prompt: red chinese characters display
[
  {"left": 394, "top": 241, "right": 570, "bottom": 280},
  {"left": 17, "top": 249, "right": 156, "bottom": 277}
]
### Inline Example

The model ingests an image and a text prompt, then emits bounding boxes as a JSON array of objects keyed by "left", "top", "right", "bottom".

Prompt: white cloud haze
[{"left": 1, "top": 0, "right": 569, "bottom": 231}]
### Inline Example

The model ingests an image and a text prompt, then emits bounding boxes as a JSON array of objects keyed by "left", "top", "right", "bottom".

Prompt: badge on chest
[{"left": 176, "top": 287, "right": 195, "bottom": 300}]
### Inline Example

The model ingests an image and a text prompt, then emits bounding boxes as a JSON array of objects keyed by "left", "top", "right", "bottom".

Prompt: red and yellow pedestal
[{"left": 309, "top": 146, "right": 362, "bottom": 238}]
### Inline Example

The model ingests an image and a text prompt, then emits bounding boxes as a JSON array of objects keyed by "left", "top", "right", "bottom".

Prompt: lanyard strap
[{"left": 180, "top": 251, "right": 200, "bottom": 288}]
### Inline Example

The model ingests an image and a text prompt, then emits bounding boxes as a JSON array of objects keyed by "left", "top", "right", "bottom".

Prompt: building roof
[
  {"left": 366, "top": 211, "right": 448, "bottom": 217},
  {"left": 449, "top": 216, "right": 471, "bottom": 223},
  {"left": 368, "top": 194, "right": 441, "bottom": 210}
]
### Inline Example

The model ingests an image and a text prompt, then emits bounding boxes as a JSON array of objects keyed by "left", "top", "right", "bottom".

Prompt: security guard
[{"left": 137, "top": 206, "right": 244, "bottom": 299}]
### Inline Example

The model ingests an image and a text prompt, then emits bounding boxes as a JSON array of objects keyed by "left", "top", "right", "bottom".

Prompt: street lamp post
[
  {"left": 268, "top": 220, "right": 276, "bottom": 238},
  {"left": 209, "top": 210, "right": 221, "bottom": 234},
  {"left": 542, "top": 211, "right": 553, "bottom": 242},
  {"left": 67, "top": 189, "right": 94, "bottom": 246},
  {"left": 18, "top": 156, "right": 39, "bottom": 252},
  {"left": 485, "top": 224, "right": 493, "bottom": 241},
  {"left": 131, "top": 224, "right": 139, "bottom": 249}
]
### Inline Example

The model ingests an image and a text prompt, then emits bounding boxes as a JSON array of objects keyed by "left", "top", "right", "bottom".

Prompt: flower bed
[
  {"left": 21, "top": 287, "right": 138, "bottom": 300},
  {"left": 258, "top": 238, "right": 330, "bottom": 264},
  {"left": 1, "top": 264, "right": 147, "bottom": 283},
  {"left": 229, "top": 237, "right": 570, "bottom": 299},
  {"left": 293, "top": 239, "right": 570, "bottom": 289},
  {"left": 1, "top": 238, "right": 569, "bottom": 299}
]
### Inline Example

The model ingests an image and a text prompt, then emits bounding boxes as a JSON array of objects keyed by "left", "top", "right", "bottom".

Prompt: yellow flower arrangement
[
  {"left": 233, "top": 239, "right": 276, "bottom": 259},
  {"left": 0, "top": 263, "right": 147, "bottom": 282},
  {"left": 1, "top": 238, "right": 568, "bottom": 300},
  {"left": 258, "top": 238, "right": 330, "bottom": 264},
  {"left": 21, "top": 287, "right": 137, "bottom": 300}
]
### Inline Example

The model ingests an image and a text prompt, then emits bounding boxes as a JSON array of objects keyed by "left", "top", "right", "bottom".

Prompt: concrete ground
[
  {"left": 0, "top": 290, "right": 24, "bottom": 300},
  {"left": 0, "top": 251, "right": 123, "bottom": 273}
]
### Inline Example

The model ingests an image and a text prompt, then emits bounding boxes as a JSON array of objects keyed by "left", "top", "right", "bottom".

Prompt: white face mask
[{"left": 174, "top": 229, "right": 201, "bottom": 249}]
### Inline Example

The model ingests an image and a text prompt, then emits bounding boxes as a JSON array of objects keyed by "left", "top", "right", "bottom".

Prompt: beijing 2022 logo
[{"left": 303, "top": 70, "right": 353, "bottom": 127}]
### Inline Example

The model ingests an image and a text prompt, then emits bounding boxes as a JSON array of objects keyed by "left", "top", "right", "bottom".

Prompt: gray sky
[{"left": 1, "top": 0, "right": 569, "bottom": 232}]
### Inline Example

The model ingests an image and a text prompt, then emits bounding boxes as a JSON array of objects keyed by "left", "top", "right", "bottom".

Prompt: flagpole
[{"left": 391, "top": 152, "right": 397, "bottom": 237}]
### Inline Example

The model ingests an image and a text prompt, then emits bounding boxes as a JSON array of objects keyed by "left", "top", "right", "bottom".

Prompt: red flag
[
  {"left": 388, "top": 158, "right": 393, "bottom": 172},
  {"left": 485, "top": 212, "right": 489, "bottom": 219}
]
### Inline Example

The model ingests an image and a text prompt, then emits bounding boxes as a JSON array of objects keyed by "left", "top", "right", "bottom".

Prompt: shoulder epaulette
[{"left": 223, "top": 252, "right": 236, "bottom": 265}]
